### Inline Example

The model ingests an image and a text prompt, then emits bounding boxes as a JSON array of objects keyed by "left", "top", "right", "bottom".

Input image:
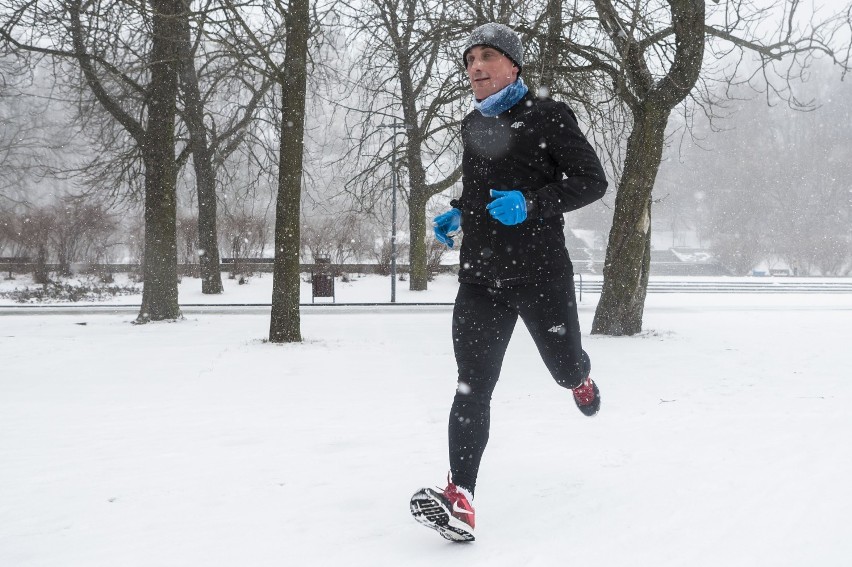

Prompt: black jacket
[{"left": 450, "top": 92, "right": 607, "bottom": 287}]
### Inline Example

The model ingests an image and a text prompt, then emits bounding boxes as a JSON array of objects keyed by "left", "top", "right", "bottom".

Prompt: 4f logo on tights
[{"left": 547, "top": 324, "right": 566, "bottom": 334}]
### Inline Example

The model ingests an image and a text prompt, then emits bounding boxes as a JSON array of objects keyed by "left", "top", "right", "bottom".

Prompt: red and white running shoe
[
  {"left": 410, "top": 475, "right": 475, "bottom": 542},
  {"left": 573, "top": 375, "right": 601, "bottom": 416}
]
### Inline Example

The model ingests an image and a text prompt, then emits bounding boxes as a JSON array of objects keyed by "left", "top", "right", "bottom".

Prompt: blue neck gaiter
[{"left": 474, "top": 77, "right": 529, "bottom": 117}]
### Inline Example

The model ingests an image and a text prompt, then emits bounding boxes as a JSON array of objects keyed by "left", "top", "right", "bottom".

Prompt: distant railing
[
  {"left": 573, "top": 279, "right": 852, "bottom": 294},
  {"left": 0, "top": 257, "right": 32, "bottom": 278}
]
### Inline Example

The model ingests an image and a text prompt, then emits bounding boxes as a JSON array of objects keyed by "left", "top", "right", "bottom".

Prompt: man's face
[{"left": 465, "top": 46, "right": 519, "bottom": 100}]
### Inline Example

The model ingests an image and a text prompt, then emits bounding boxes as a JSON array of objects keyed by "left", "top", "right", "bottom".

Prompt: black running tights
[{"left": 448, "top": 278, "right": 590, "bottom": 495}]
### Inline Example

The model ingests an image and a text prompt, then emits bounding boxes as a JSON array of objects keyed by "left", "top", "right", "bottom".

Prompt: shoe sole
[
  {"left": 410, "top": 488, "right": 475, "bottom": 543},
  {"left": 577, "top": 398, "right": 600, "bottom": 417}
]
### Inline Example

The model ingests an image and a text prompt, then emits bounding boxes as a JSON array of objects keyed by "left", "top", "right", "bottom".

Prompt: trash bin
[{"left": 311, "top": 255, "right": 335, "bottom": 303}]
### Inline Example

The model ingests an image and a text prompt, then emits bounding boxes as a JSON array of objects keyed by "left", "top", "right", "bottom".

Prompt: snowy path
[{"left": 1, "top": 295, "right": 851, "bottom": 566}]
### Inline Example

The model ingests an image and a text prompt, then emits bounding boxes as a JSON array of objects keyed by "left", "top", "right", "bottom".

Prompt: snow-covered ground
[{"left": 1, "top": 276, "right": 851, "bottom": 566}]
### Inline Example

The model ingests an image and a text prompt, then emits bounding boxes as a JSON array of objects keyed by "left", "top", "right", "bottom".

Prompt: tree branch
[{"left": 68, "top": 0, "right": 146, "bottom": 146}]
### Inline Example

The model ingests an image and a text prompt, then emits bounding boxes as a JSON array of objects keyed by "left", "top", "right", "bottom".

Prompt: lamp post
[{"left": 379, "top": 122, "right": 407, "bottom": 303}]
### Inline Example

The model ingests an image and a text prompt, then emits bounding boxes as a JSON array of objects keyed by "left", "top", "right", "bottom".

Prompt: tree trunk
[
  {"left": 591, "top": 108, "right": 668, "bottom": 335},
  {"left": 269, "top": 0, "right": 309, "bottom": 343},
  {"left": 58, "top": 249, "right": 71, "bottom": 277},
  {"left": 591, "top": 0, "right": 705, "bottom": 335},
  {"left": 177, "top": 4, "right": 223, "bottom": 295},
  {"left": 34, "top": 243, "right": 49, "bottom": 285},
  {"left": 539, "top": 0, "right": 562, "bottom": 92},
  {"left": 403, "top": 119, "right": 429, "bottom": 289},
  {"left": 137, "top": 0, "right": 182, "bottom": 323},
  {"left": 408, "top": 186, "right": 428, "bottom": 290}
]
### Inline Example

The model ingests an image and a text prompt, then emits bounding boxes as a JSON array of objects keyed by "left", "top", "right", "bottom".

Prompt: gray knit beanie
[{"left": 462, "top": 23, "right": 523, "bottom": 72}]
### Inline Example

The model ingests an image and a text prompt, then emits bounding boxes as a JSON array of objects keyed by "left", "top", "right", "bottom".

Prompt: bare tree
[
  {"left": 0, "top": 54, "right": 78, "bottom": 208},
  {"left": 271, "top": 0, "right": 310, "bottom": 341},
  {"left": 3, "top": 0, "right": 273, "bottom": 303},
  {"left": 0, "top": 208, "right": 14, "bottom": 257},
  {"left": 587, "top": 0, "right": 850, "bottom": 334},
  {"left": 0, "top": 210, "right": 31, "bottom": 257},
  {"left": 339, "top": 0, "right": 468, "bottom": 291},
  {"left": 176, "top": 1, "right": 274, "bottom": 294},
  {"left": 0, "top": 55, "right": 36, "bottom": 205},
  {"left": 301, "top": 211, "right": 374, "bottom": 265},
  {"left": 50, "top": 198, "right": 116, "bottom": 276},
  {"left": 220, "top": 0, "right": 313, "bottom": 342},
  {"left": 134, "top": 0, "right": 182, "bottom": 320},
  {"left": 177, "top": 1, "right": 225, "bottom": 294},
  {"left": 176, "top": 213, "right": 200, "bottom": 275},
  {"left": 425, "top": 235, "right": 451, "bottom": 278},
  {"left": 372, "top": 237, "right": 411, "bottom": 276},
  {"left": 77, "top": 203, "right": 120, "bottom": 277},
  {"left": 2, "top": 0, "right": 186, "bottom": 321},
  {"left": 219, "top": 209, "right": 270, "bottom": 278},
  {"left": 125, "top": 214, "right": 146, "bottom": 276},
  {"left": 14, "top": 206, "right": 54, "bottom": 283}
]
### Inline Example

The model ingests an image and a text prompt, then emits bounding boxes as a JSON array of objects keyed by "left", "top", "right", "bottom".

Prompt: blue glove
[
  {"left": 433, "top": 208, "right": 461, "bottom": 248},
  {"left": 487, "top": 189, "right": 527, "bottom": 225}
]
